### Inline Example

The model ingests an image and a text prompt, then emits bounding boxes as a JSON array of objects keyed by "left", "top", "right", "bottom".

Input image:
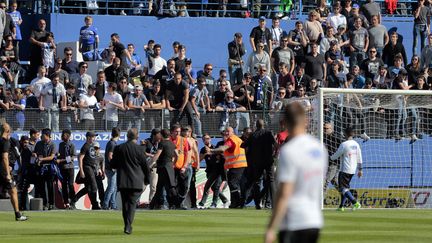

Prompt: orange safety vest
[
  {"left": 174, "top": 137, "right": 187, "bottom": 169},
  {"left": 223, "top": 135, "right": 248, "bottom": 170},
  {"left": 191, "top": 139, "right": 199, "bottom": 169}
]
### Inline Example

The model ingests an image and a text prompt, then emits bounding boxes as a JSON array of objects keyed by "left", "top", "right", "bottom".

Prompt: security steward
[
  {"left": 111, "top": 128, "right": 150, "bottom": 235},
  {"left": 170, "top": 124, "right": 190, "bottom": 209},
  {"left": 207, "top": 126, "right": 247, "bottom": 208}
]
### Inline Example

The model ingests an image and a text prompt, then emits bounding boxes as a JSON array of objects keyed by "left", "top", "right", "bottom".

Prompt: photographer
[
  {"left": 232, "top": 73, "right": 255, "bottom": 132},
  {"left": 228, "top": 33, "right": 246, "bottom": 86}
]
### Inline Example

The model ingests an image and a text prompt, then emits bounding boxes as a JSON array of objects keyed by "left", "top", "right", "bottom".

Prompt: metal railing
[{"left": 15, "top": 0, "right": 416, "bottom": 18}]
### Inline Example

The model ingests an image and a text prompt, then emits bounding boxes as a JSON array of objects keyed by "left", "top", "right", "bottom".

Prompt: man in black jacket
[{"left": 111, "top": 128, "right": 150, "bottom": 235}]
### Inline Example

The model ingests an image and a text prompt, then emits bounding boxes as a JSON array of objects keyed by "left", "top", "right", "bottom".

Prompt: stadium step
[{"left": 0, "top": 199, "right": 13, "bottom": 211}]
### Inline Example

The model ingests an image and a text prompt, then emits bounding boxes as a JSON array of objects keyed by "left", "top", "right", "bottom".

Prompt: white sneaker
[
  {"left": 411, "top": 134, "right": 418, "bottom": 142},
  {"left": 361, "top": 133, "right": 370, "bottom": 141},
  {"left": 120, "top": 10, "right": 127, "bottom": 16},
  {"left": 222, "top": 201, "right": 230, "bottom": 209},
  {"left": 209, "top": 204, "right": 217, "bottom": 209}
]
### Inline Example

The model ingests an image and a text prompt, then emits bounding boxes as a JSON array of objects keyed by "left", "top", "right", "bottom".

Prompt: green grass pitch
[{"left": 0, "top": 209, "right": 431, "bottom": 242}]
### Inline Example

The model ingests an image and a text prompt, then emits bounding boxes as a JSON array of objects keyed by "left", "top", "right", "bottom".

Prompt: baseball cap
[
  {"left": 134, "top": 85, "right": 143, "bottom": 91},
  {"left": 86, "top": 131, "right": 98, "bottom": 137},
  {"left": 259, "top": 16, "right": 266, "bottom": 21},
  {"left": 93, "top": 141, "right": 100, "bottom": 148},
  {"left": 352, "top": 3, "right": 360, "bottom": 9}
]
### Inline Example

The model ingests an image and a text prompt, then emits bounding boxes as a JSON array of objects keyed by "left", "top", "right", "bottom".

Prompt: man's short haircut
[
  {"left": 148, "top": 39, "right": 155, "bottom": 45},
  {"left": 354, "top": 16, "right": 362, "bottom": 22},
  {"left": 181, "top": 125, "right": 191, "bottom": 133},
  {"left": 172, "top": 41, "right": 180, "bottom": 46},
  {"left": 346, "top": 73, "right": 355, "bottom": 81},
  {"left": 204, "top": 63, "right": 212, "bottom": 69},
  {"left": 295, "top": 21, "right": 303, "bottom": 25},
  {"left": 219, "top": 69, "right": 227, "bottom": 74},
  {"left": 30, "top": 128, "right": 39, "bottom": 136},
  {"left": 127, "top": 43, "right": 135, "bottom": 48},
  {"left": 84, "top": 16, "right": 92, "bottom": 21},
  {"left": 51, "top": 74, "right": 60, "bottom": 80},
  {"left": 394, "top": 53, "right": 403, "bottom": 60},
  {"left": 97, "top": 70, "right": 105, "bottom": 76},
  {"left": 344, "top": 127, "right": 355, "bottom": 137},
  {"left": 108, "top": 82, "right": 117, "bottom": 91},
  {"left": 78, "top": 62, "right": 87, "bottom": 68},
  {"left": 390, "top": 31, "right": 398, "bottom": 37},
  {"left": 0, "top": 122, "right": 10, "bottom": 137},
  {"left": 178, "top": 44, "right": 186, "bottom": 51},
  {"left": 197, "top": 77, "right": 206, "bottom": 84},
  {"left": 127, "top": 128, "right": 138, "bottom": 141},
  {"left": 167, "top": 59, "right": 175, "bottom": 65},
  {"left": 279, "top": 62, "right": 288, "bottom": 69},
  {"left": 170, "top": 123, "right": 181, "bottom": 132},
  {"left": 278, "top": 87, "right": 286, "bottom": 91},
  {"left": 111, "top": 127, "right": 121, "bottom": 138},
  {"left": 65, "top": 83, "right": 75, "bottom": 90},
  {"left": 161, "top": 129, "right": 170, "bottom": 138},
  {"left": 64, "top": 47, "right": 73, "bottom": 53},
  {"left": 154, "top": 44, "right": 161, "bottom": 49},
  {"left": 256, "top": 119, "right": 265, "bottom": 129},
  {"left": 283, "top": 102, "right": 306, "bottom": 131},
  {"left": 111, "top": 33, "right": 119, "bottom": 38}
]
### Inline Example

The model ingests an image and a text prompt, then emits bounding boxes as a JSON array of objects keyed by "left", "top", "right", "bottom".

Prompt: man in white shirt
[
  {"left": 144, "top": 44, "right": 166, "bottom": 77},
  {"left": 39, "top": 74, "right": 67, "bottom": 132},
  {"left": 265, "top": 102, "right": 327, "bottom": 243},
  {"left": 102, "top": 82, "right": 124, "bottom": 131},
  {"left": 330, "top": 127, "right": 363, "bottom": 211},
  {"left": 79, "top": 84, "right": 98, "bottom": 131},
  {"left": 70, "top": 62, "right": 93, "bottom": 97},
  {"left": 30, "top": 66, "right": 51, "bottom": 98}
]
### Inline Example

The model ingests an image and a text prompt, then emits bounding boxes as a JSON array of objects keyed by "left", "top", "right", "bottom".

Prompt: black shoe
[
  {"left": 48, "top": 205, "right": 55, "bottom": 210},
  {"left": 124, "top": 226, "right": 132, "bottom": 234},
  {"left": 92, "top": 205, "right": 101, "bottom": 210}
]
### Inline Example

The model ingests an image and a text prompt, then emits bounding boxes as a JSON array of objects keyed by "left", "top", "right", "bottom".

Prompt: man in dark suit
[{"left": 111, "top": 128, "right": 150, "bottom": 235}]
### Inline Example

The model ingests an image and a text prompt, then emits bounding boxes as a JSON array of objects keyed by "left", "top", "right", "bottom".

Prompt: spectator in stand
[
  {"left": 270, "top": 17, "right": 286, "bottom": 50},
  {"left": 98, "top": 50, "right": 116, "bottom": 71},
  {"left": 325, "top": 40, "right": 345, "bottom": 68},
  {"left": 39, "top": 74, "right": 67, "bottom": 132},
  {"left": 215, "top": 91, "right": 246, "bottom": 132},
  {"left": 233, "top": 73, "right": 255, "bottom": 132},
  {"left": 215, "top": 70, "right": 231, "bottom": 91},
  {"left": 10, "top": 88, "right": 25, "bottom": 130},
  {"left": 374, "top": 64, "right": 391, "bottom": 89},
  {"left": 348, "top": 17, "right": 369, "bottom": 68},
  {"left": 304, "top": 10, "right": 324, "bottom": 47},
  {"left": 406, "top": 55, "right": 424, "bottom": 85},
  {"left": 294, "top": 86, "right": 312, "bottom": 111},
  {"left": 62, "top": 83, "right": 78, "bottom": 130},
  {"left": 29, "top": 19, "right": 48, "bottom": 80},
  {"left": 197, "top": 63, "right": 216, "bottom": 97},
  {"left": 228, "top": 33, "right": 246, "bottom": 86},
  {"left": 62, "top": 47, "right": 79, "bottom": 76},
  {"left": 2, "top": 34, "right": 20, "bottom": 79},
  {"left": 8, "top": 1, "right": 22, "bottom": 55},
  {"left": 0, "top": 2, "right": 14, "bottom": 40},
  {"left": 368, "top": 15, "right": 388, "bottom": 57},
  {"left": 360, "top": 46, "right": 384, "bottom": 79},
  {"left": 95, "top": 71, "right": 108, "bottom": 102},
  {"left": 57, "top": 129, "right": 76, "bottom": 209},
  {"left": 0, "top": 56, "right": 13, "bottom": 87},
  {"left": 79, "top": 16, "right": 99, "bottom": 61},
  {"left": 293, "top": 63, "right": 312, "bottom": 89},
  {"left": 49, "top": 58, "right": 69, "bottom": 85},
  {"left": 421, "top": 34, "right": 432, "bottom": 69},
  {"left": 24, "top": 86, "right": 38, "bottom": 110},
  {"left": 277, "top": 62, "right": 295, "bottom": 89},
  {"left": 335, "top": 24, "right": 350, "bottom": 56},
  {"left": 71, "top": 62, "right": 92, "bottom": 97},
  {"left": 127, "top": 85, "right": 149, "bottom": 131},
  {"left": 79, "top": 84, "right": 98, "bottom": 130},
  {"left": 247, "top": 41, "right": 271, "bottom": 77},
  {"left": 189, "top": 77, "right": 211, "bottom": 137},
  {"left": 388, "top": 54, "right": 407, "bottom": 79},
  {"left": 413, "top": 0, "right": 431, "bottom": 55},
  {"left": 341, "top": 0, "right": 352, "bottom": 18},
  {"left": 41, "top": 32, "right": 55, "bottom": 70},
  {"left": 360, "top": 0, "right": 381, "bottom": 24},
  {"left": 250, "top": 16, "right": 273, "bottom": 55},
  {"left": 327, "top": 2, "right": 347, "bottom": 33},
  {"left": 326, "top": 62, "right": 347, "bottom": 88},
  {"left": 288, "top": 21, "right": 309, "bottom": 65},
  {"left": 102, "top": 82, "right": 124, "bottom": 130},
  {"left": 271, "top": 35, "right": 295, "bottom": 89},
  {"left": 126, "top": 44, "right": 142, "bottom": 74},
  {"left": 174, "top": 44, "right": 187, "bottom": 74},
  {"left": 214, "top": 79, "right": 230, "bottom": 106},
  {"left": 347, "top": 4, "right": 369, "bottom": 31},
  {"left": 320, "top": 27, "right": 338, "bottom": 54},
  {"left": 145, "top": 44, "right": 166, "bottom": 77},
  {"left": 30, "top": 66, "right": 50, "bottom": 99},
  {"left": 104, "top": 57, "right": 128, "bottom": 84},
  {"left": 272, "top": 87, "right": 287, "bottom": 111},
  {"left": 382, "top": 31, "right": 408, "bottom": 67},
  {"left": 392, "top": 70, "right": 411, "bottom": 139},
  {"left": 166, "top": 72, "right": 192, "bottom": 125},
  {"left": 110, "top": 33, "right": 134, "bottom": 70},
  {"left": 252, "top": 65, "right": 274, "bottom": 111},
  {"left": 316, "top": 0, "right": 331, "bottom": 24},
  {"left": 304, "top": 43, "right": 326, "bottom": 83},
  {"left": 352, "top": 65, "right": 366, "bottom": 88},
  {"left": 170, "top": 41, "right": 180, "bottom": 59},
  {"left": 307, "top": 78, "right": 319, "bottom": 96}
]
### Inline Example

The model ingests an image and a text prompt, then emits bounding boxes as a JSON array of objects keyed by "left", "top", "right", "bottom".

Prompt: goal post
[{"left": 318, "top": 88, "right": 432, "bottom": 209}]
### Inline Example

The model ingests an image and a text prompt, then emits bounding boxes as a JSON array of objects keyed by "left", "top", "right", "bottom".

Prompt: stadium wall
[{"left": 49, "top": 14, "right": 416, "bottom": 73}]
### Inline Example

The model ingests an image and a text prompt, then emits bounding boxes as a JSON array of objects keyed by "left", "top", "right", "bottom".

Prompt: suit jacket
[{"left": 111, "top": 140, "right": 150, "bottom": 190}]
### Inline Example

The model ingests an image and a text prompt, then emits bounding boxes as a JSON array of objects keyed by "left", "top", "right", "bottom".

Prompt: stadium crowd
[{"left": 0, "top": 0, "right": 431, "bottom": 215}]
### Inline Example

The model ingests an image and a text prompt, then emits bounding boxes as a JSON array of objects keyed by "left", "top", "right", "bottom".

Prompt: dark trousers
[
  {"left": 19, "top": 166, "right": 38, "bottom": 210},
  {"left": 35, "top": 170, "right": 54, "bottom": 207},
  {"left": 171, "top": 105, "right": 193, "bottom": 126},
  {"left": 200, "top": 170, "right": 228, "bottom": 205},
  {"left": 279, "top": 229, "right": 320, "bottom": 243},
  {"left": 242, "top": 163, "right": 275, "bottom": 208},
  {"left": 227, "top": 167, "right": 245, "bottom": 208},
  {"left": 120, "top": 189, "right": 142, "bottom": 231},
  {"left": 83, "top": 165, "right": 99, "bottom": 208},
  {"left": 189, "top": 168, "right": 197, "bottom": 208},
  {"left": 175, "top": 168, "right": 190, "bottom": 206},
  {"left": 60, "top": 167, "right": 75, "bottom": 205},
  {"left": 152, "top": 167, "right": 178, "bottom": 208}
]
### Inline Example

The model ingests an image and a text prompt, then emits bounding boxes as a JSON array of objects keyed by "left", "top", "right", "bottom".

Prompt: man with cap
[
  {"left": 111, "top": 128, "right": 150, "bottom": 234},
  {"left": 250, "top": 16, "right": 273, "bottom": 55},
  {"left": 57, "top": 129, "right": 76, "bottom": 209},
  {"left": 75, "top": 131, "right": 101, "bottom": 210},
  {"left": 228, "top": 32, "right": 246, "bottom": 86},
  {"left": 78, "top": 84, "right": 98, "bottom": 131},
  {"left": 34, "top": 128, "right": 56, "bottom": 210}
]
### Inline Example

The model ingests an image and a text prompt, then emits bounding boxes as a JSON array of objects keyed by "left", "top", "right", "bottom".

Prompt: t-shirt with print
[
  {"left": 349, "top": 27, "right": 369, "bottom": 51},
  {"left": 103, "top": 92, "right": 123, "bottom": 121},
  {"left": 79, "top": 25, "right": 98, "bottom": 47},
  {"left": 79, "top": 94, "right": 98, "bottom": 120},
  {"left": 58, "top": 141, "right": 76, "bottom": 169},
  {"left": 80, "top": 142, "right": 97, "bottom": 168},
  {"left": 40, "top": 82, "right": 66, "bottom": 109},
  {"left": 271, "top": 47, "right": 295, "bottom": 73},
  {"left": 190, "top": 86, "right": 209, "bottom": 109},
  {"left": 128, "top": 93, "right": 147, "bottom": 117}
]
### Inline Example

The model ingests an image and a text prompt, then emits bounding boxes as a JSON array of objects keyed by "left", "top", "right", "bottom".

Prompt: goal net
[{"left": 318, "top": 88, "right": 432, "bottom": 209}]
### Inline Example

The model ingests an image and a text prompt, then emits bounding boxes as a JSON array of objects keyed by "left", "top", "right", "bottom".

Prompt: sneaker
[
  {"left": 15, "top": 214, "right": 28, "bottom": 221},
  {"left": 222, "top": 201, "right": 230, "bottom": 209},
  {"left": 411, "top": 134, "right": 418, "bottom": 142},
  {"left": 120, "top": 10, "right": 127, "bottom": 16},
  {"left": 360, "top": 132, "right": 370, "bottom": 141},
  {"left": 209, "top": 204, "right": 217, "bottom": 209},
  {"left": 352, "top": 202, "right": 361, "bottom": 210},
  {"left": 48, "top": 205, "right": 55, "bottom": 210},
  {"left": 336, "top": 207, "right": 345, "bottom": 212}
]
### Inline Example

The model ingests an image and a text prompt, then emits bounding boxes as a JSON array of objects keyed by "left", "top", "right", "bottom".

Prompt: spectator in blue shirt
[
  {"left": 8, "top": 2, "right": 22, "bottom": 55},
  {"left": 79, "top": 16, "right": 99, "bottom": 61},
  {"left": 215, "top": 91, "right": 246, "bottom": 133},
  {"left": 126, "top": 43, "right": 142, "bottom": 74}
]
